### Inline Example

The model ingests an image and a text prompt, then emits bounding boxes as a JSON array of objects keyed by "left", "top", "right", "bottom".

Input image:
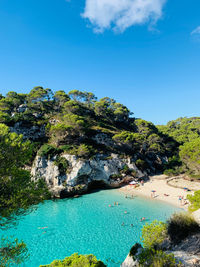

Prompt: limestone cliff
[{"left": 31, "top": 153, "right": 145, "bottom": 198}]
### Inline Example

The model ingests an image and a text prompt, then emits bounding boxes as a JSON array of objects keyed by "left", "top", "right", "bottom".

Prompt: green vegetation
[
  {"left": 167, "top": 213, "right": 200, "bottom": 244},
  {"left": 0, "top": 123, "right": 50, "bottom": 266},
  {"left": 158, "top": 117, "right": 200, "bottom": 176},
  {"left": 1, "top": 86, "right": 200, "bottom": 266},
  {"left": 40, "top": 253, "right": 106, "bottom": 267},
  {"left": 141, "top": 220, "right": 167, "bottom": 249},
  {"left": 0, "top": 86, "right": 180, "bottom": 176},
  {"left": 54, "top": 156, "right": 69, "bottom": 175},
  {"left": 179, "top": 138, "right": 200, "bottom": 175},
  {"left": 187, "top": 190, "right": 200, "bottom": 211},
  {"left": 0, "top": 237, "right": 29, "bottom": 266},
  {"left": 138, "top": 249, "right": 180, "bottom": 267},
  {"left": 0, "top": 124, "right": 50, "bottom": 228},
  {"left": 130, "top": 214, "right": 190, "bottom": 266},
  {"left": 38, "top": 144, "right": 61, "bottom": 158}
]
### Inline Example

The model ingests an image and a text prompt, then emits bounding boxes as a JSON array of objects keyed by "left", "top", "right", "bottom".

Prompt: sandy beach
[{"left": 118, "top": 175, "right": 199, "bottom": 210}]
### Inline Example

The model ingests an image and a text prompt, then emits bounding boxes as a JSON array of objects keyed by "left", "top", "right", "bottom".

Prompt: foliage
[
  {"left": 158, "top": 117, "right": 200, "bottom": 144},
  {"left": 129, "top": 243, "right": 142, "bottom": 259},
  {"left": 112, "top": 131, "right": 143, "bottom": 146},
  {"left": 179, "top": 138, "right": 200, "bottom": 174},
  {"left": 138, "top": 248, "right": 180, "bottom": 267},
  {"left": 94, "top": 97, "right": 131, "bottom": 122},
  {"left": 0, "top": 124, "right": 50, "bottom": 229},
  {"left": 187, "top": 190, "right": 200, "bottom": 212},
  {"left": 54, "top": 156, "right": 69, "bottom": 175},
  {"left": 40, "top": 253, "right": 106, "bottom": 267},
  {"left": 163, "top": 169, "right": 180, "bottom": 177},
  {"left": 63, "top": 114, "right": 87, "bottom": 133},
  {"left": 39, "top": 144, "right": 60, "bottom": 158},
  {"left": 76, "top": 144, "right": 94, "bottom": 158},
  {"left": 167, "top": 212, "right": 200, "bottom": 244},
  {"left": 0, "top": 123, "right": 50, "bottom": 265},
  {"left": 0, "top": 237, "right": 29, "bottom": 267},
  {"left": 54, "top": 91, "right": 70, "bottom": 111},
  {"left": 135, "top": 159, "right": 148, "bottom": 170},
  {"left": 141, "top": 220, "right": 167, "bottom": 249}
]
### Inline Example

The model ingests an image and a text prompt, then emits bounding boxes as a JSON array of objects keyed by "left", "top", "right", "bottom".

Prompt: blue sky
[{"left": 0, "top": 0, "right": 200, "bottom": 124}]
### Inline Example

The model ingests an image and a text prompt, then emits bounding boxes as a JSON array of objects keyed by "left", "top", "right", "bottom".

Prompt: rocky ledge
[{"left": 121, "top": 233, "right": 200, "bottom": 267}]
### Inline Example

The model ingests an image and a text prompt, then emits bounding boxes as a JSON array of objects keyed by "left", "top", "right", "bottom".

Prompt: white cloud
[
  {"left": 191, "top": 26, "right": 200, "bottom": 35},
  {"left": 82, "top": 0, "right": 167, "bottom": 33}
]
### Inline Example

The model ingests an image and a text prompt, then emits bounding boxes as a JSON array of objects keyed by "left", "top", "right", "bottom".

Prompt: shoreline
[{"left": 118, "top": 175, "right": 194, "bottom": 211}]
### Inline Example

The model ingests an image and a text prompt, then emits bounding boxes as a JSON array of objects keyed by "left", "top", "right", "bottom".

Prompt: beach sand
[{"left": 118, "top": 175, "right": 196, "bottom": 210}]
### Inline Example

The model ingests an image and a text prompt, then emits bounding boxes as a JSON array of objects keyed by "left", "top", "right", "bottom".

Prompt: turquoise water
[{"left": 1, "top": 189, "right": 181, "bottom": 267}]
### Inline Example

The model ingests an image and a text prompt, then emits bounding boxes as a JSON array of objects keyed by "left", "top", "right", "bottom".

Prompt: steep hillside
[
  {"left": 0, "top": 87, "right": 186, "bottom": 197},
  {"left": 158, "top": 118, "right": 200, "bottom": 178}
]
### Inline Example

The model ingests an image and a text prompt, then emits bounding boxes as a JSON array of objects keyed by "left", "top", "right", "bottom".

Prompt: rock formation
[{"left": 31, "top": 153, "right": 145, "bottom": 198}]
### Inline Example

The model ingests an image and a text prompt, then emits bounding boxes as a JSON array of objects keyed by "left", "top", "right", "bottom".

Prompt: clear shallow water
[{"left": 1, "top": 189, "right": 181, "bottom": 267}]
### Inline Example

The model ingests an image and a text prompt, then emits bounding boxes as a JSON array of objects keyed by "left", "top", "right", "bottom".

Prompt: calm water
[{"left": 1, "top": 189, "right": 181, "bottom": 267}]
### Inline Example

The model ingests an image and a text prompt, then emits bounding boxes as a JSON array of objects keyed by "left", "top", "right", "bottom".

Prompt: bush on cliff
[
  {"left": 141, "top": 220, "right": 167, "bottom": 249},
  {"left": 138, "top": 249, "right": 181, "bottom": 267},
  {"left": 40, "top": 253, "right": 106, "bottom": 267},
  {"left": 167, "top": 212, "right": 200, "bottom": 244},
  {"left": 187, "top": 190, "right": 200, "bottom": 211}
]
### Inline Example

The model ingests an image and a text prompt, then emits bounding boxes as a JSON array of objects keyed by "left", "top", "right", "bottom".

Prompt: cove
[{"left": 1, "top": 189, "right": 181, "bottom": 267}]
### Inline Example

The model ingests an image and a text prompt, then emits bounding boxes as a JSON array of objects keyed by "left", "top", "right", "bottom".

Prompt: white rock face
[
  {"left": 168, "top": 251, "right": 200, "bottom": 266},
  {"left": 31, "top": 155, "right": 66, "bottom": 187},
  {"left": 31, "top": 153, "right": 144, "bottom": 197},
  {"left": 121, "top": 254, "right": 138, "bottom": 267}
]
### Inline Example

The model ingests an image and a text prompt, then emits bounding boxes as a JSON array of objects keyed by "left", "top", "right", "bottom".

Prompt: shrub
[
  {"left": 141, "top": 220, "right": 167, "bottom": 249},
  {"left": 38, "top": 144, "right": 60, "bottom": 157},
  {"left": 167, "top": 212, "right": 200, "bottom": 244},
  {"left": 120, "top": 165, "right": 133, "bottom": 175},
  {"left": 179, "top": 138, "right": 200, "bottom": 174},
  {"left": 40, "top": 253, "right": 106, "bottom": 267},
  {"left": 0, "top": 237, "right": 29, "bottom": 266},
  {"left": 60, "top": 145, "right": 73, "bottom": 152},
  {"left": 135, "top": 159, "right": 148, "bottom": 170},
  {"left": 129, "top": 243, "right": 142, "bottom": 259},
  {"left": 138, "top": 249, "right": 181, "bottom": 267},
  {"left": 187, "top": 190, "right": 200, "bottom": 211},
  {"left": 76, "top": 144, "right": 97, "bottom": 158},
  {"left": 54, "top": 156, "right": 69, "bottom": 175},
  {"left": 163, "top": 169, "right": 180, "bottom": 177}
]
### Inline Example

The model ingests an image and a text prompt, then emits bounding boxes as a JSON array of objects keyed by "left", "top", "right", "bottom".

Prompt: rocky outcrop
[
  {"left": 121, "top": 254, "right": 138, "bottom": 267},
  {"left": 122, "top": 232, "right": 200, "bottom": 267},
  {"left": 10, "top": 122, "right": 46, "bottom": 141},
  {"left": 31, "top": 153, "right": 145, "bottom": 197}
]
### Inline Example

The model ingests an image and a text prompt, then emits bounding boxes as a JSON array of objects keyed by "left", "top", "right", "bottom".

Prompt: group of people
[
  {"left": 121, "top": 222, "right": 134, "bottom": 227},
  {"left": 178, "top": 195, "right": 188, "bottom": 206},
  {"left": 108, "top": 202, "right": 119, "bottom": 207}
]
